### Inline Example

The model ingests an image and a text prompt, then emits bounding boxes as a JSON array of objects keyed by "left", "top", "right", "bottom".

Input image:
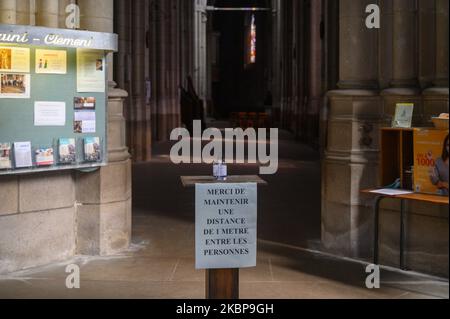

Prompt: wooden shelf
[{"left": 380, "top": 128, "right": 415, "bottom": 190}]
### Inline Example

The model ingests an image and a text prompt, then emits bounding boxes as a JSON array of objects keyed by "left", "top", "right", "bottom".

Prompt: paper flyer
[
  {"left": 76, "top": 49, "right": 105, "bottom": 93},
  {"left": 0, "top": 46, "right": 30, "bottom": 73},
  {"left": 34, "top": 101, "right": 66, "bottom": 126},
  {"left": 35, "top": 49, "right": 67, "bottom": 74}
]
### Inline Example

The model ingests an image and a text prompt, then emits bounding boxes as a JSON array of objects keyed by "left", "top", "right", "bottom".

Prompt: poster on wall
[
  {"left": 35, "top": 49, "right": 67, "bottom": 74},
  {"left": 76, "top": 49, "right": 105, "bottom": 93},
  {"left": 0, "top": 46, "right": 30, "bottom": 73},
  {"left": 0, "top": 73, "right": 30, "bottom": 98}
]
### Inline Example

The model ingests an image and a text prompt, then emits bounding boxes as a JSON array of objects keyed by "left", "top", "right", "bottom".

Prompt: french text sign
[{"left": 195, "top": 183, "right": 257, "bottom": 269}]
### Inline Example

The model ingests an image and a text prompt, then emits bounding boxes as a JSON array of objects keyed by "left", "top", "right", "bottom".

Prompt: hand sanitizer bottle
[
  {"left": 213, "top": 160, "right": 220, "bottom": 180},
  {"left": 219, "top": 159, "right": 227, "bottom": 181}
]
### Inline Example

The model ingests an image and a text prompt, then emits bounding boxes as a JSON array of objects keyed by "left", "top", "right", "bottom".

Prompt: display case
[{"left": 0, "top": 24, "right": 117, "bottom": 176}]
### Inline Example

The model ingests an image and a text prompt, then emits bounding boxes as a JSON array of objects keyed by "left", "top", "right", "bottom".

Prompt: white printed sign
[
  {"left": 195, "top": 183, "right": 257, "bottom": 270},
  {"left": 34, "top": 101, "right": 66, "bottom": 126}
]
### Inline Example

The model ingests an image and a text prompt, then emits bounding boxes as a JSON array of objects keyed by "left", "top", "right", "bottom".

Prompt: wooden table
[
  {"left": 181, "top": 175, "right": 267, "bottom": 299},
  {"left": 362, "top": 189, "right": 449, "bottom": 270}
]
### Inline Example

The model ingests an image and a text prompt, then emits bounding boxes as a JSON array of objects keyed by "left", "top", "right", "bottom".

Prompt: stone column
[
  {"left": 391, "top": 0, "right": 418, "bottom": 88},
  {"left": 418, "top": 0, "right": 436, "bottom": 89},
  {"left": 306, "top": 0, "right": 322, "bottom": 145},
  {"left": 322, "top": 0, "right": 383, "bottom": 258},
  {"left": 338, "top": 0, "right": 378, "bottom": 89},
  {"left": 0, "top": 0, "right": 16, "bottom": 24},
  {"left": 35, "top": 0, "right": 59, "bottom": 27},
  {"left": 422, "top": 0, "right": 448, "bottom": 126},
  {"left": 16, "top": 0, "right": 31, "bottom": 25},
  {"left": 382, "top": 0, "right": 422, "bottom": 127},
  {"left": 130, "top": 0, "right": 146, "bottom": 161},
  {"left": 434, "top": 0, "right": 449, "bottom": 87},
  {"left": 76, "top": 0, "right": 132, "bottom": 256}
]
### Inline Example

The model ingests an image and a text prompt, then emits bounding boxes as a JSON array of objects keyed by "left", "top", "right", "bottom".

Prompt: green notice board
[{"left": 0, "top": 45, "right": 108, "bottom": 175}]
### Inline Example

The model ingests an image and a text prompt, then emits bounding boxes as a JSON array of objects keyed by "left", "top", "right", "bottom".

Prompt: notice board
[{"left": 0, "top": 24, "right": 118, "bottom": 176}]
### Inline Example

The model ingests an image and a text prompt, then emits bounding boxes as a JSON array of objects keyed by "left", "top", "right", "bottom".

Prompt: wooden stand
[
  {"left": 181, "top": 175, "right": 267, "bottom": 300},
  {"left": 206, "top": 269, "right": 239, "bottom": 299}
]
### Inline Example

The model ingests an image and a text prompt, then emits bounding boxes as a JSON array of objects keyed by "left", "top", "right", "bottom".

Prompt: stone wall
[{"left": 0, "top": 0, "right": 132, "bottom": 274}]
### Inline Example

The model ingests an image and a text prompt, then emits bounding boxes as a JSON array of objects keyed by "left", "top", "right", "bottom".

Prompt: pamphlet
[
  {"left": 14, "top": 142, "right": 33, "bottom": 168},
  {"left": 84, "top": 137, "right": 101, "bottom": 162},
  {"left": 392, "top": 103, "right": 414, "bottom": 128},
  {"left": 35, "top": 148, "right": 54, "bottom": 166},
  {"left": 0, "top": 143, "right": 12, "bottom": 169},
  {"left": 58, "top": 138, "right": 76, "bottom": 164}
]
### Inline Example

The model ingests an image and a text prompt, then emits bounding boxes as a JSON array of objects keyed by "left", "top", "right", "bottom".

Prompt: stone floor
[{"left": 0, "top": 133, "right": 448, "bottom": 299}]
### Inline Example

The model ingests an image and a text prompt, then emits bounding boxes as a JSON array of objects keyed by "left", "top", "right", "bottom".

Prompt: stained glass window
[{"left": 250, "top": 14, "right": 256, "bottom": 64}]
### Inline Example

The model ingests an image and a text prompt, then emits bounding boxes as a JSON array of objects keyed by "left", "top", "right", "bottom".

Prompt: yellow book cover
[{"left": 414, "top": 129, "right": 449, "bottom": 196}]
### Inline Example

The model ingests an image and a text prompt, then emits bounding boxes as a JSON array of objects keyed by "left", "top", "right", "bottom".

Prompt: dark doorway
[{"left": 207, "top": 0, "right": 272, "bottom": 121}]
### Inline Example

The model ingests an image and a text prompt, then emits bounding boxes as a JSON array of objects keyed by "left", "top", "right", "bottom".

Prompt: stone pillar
[
  {"left": 382, "top": 1, "right": 421, "bottom": 127},
  {"left": 0, "top": 0, "right": 16, "bottom": 24},
  {"left": 338, "top": 0, "right": 378, "bottom": 89},
  {"left": 35, "top": 0, "right": 59, "bottom": 27},
  {"left": 434, "top": 0, "right": 449, "bottom": 87},
  {"left": 130, "top": 0, "right": 146, "bottom": 161},
  {"left": 322, "top": 0, "right": 383, "bottom": 258},
  {"left": 16, "top": 0, "right": 30, "bottom": 25},
  {"left": 391, "top": 0, "right": 418, "bottom": 88},
  {"left": 423, "top": 0, "right": 449, "bottom": 126},
  {"left": 307, "top": 0, "right": 322, "bottom": 145},
  {"left": 422, "top": 0, "right": 448, "bottom": 126},
  {"left": 418, "top": 0, "right": 436, "bottom": 89},
  {"left": 75, "top": 0, "right": 132, "bottom": 256}
]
